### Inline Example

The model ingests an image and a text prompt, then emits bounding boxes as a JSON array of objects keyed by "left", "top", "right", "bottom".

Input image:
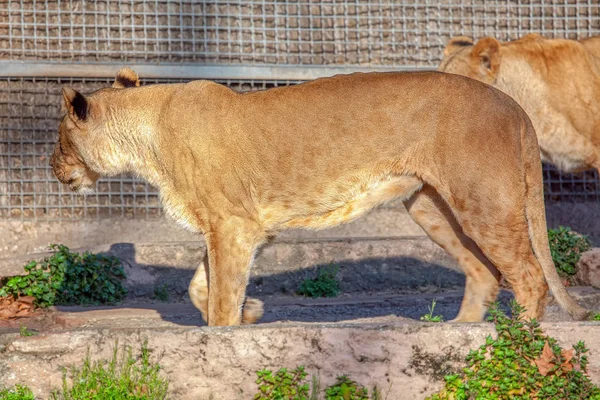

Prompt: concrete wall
[{"left": 1, "top": 202, "right": 598, "bottom": 259}]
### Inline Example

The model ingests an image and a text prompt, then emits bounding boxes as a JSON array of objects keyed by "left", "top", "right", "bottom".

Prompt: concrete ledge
[
  {"left": 1, "top": 322, "right": 600, "bottom": 399},
  {"left": 0, "top": 206, "right": 424, "bottom": 256},
  {"left": 2, "top": 201, "right": 597, "bottom": 259}
]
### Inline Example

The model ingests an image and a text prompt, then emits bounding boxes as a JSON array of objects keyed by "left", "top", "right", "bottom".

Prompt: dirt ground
[{"left": 2, "top": 286, "right": 599, "bottom": 335}]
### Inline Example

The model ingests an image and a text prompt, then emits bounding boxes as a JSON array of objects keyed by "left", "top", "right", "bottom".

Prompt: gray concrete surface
[{"left": 0, "top": 204, "right": 423, "bottom": 256}]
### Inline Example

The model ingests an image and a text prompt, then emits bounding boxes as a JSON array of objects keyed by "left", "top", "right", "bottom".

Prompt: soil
[{"left": 2, "top": 286, "right": 599, "bottom": 334}]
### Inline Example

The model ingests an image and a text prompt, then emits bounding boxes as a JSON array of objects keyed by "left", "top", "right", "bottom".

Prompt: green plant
[
  {"left": 370, "top": 387, "right": 381, "bottom": 400},
  {"left": 325, "top": 376, "right": 369, "bottom": 400},
  {"left": 427, "top": 301, "right": 600, "bottom": 400},
  {"left": 310, "top": 375, "right": 320, "bottom": 400},
  {"left": 153, "top": 284, "right": 169, "bottom": 302},
  {"left": 0, "top": 385, "right": 35, "bottom": 400},
  {"left": 254, "top": 366, "right": 310, "bottom": 399},
  {"left": 371, "top": 385, "right": 392, "bottom": 400},
  {"left": 19, "top": 325, "right": 35, "bottom": 337},
  {"left": 591, "top": 313, "right": 600, "bottom": 321},
  {"left": 51, "top": 339, "right": 168, "bottom": 400},
  {"left": 548, "top": 226, "right": 591, "bottom": 278},
  {"left": 254, "top": 369, "right": 387, "bottom": 400},
  {"left": 297, "top": 265, "right": 340, "bottom": 298},
  {"left": 0, "top": 244, "right": 126, "bottom": 307},
  {"left": 420, "top": 299, "right": 444, "bottom": 323}
]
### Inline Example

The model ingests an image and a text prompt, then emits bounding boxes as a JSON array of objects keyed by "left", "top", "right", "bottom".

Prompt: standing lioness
[
  {"left": 50, "top": 68, "right": 589, "bottom": 326},
  {"left": 438, "top": 34, "right": 600, "bottom": 174}
]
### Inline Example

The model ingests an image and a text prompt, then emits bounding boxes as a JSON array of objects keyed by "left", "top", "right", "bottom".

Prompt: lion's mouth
[
  {"left": 70, "top": 183, "right": 95, "bottom": 195},
  {"left": 63, "top": 169, "right": 95, "bottom": 194},
  {"left": 67, "top": 177, "right": 94, "bottom": 195}
]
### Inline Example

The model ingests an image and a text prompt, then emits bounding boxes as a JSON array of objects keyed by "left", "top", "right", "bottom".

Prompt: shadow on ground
[
  {"left": 38, "top": 243, "right": 524, "bottom": 326},
  {"left": 44, "top": 243, "right": 524, "bottom": 327}
]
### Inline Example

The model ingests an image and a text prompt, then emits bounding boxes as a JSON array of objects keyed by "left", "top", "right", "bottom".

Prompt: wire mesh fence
[
  {"left": 2, "top": 1, "right": 600, "bottom": 66},
  {"left": 1, "top": 0, "right": 599, "bottom": 221},
  {"left": 0, "top": 77, "right": 302, "bottom": 220},
  {"left": 1, "top": 75, "right": 598, "bottom": 221}
]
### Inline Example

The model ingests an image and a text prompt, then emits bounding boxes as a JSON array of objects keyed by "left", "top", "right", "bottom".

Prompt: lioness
[
  {"left": 438, "top": 34, "right": 600, "bottom": 174},
  {"left": 50, "top": 68, "right": 589, "bottom": 326}
]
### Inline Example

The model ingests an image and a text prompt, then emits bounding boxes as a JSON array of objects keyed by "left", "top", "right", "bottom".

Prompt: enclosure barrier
[{"left": 1, "top": 1, "right": 599, "bottom": 220}]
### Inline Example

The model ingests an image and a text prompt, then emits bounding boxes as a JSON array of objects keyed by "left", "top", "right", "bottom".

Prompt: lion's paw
[{"left": 242, "top": 297, "right": 264, "bottom": 324}]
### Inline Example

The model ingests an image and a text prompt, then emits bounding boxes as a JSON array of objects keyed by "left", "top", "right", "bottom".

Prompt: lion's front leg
[
  {"left": 189, "top": 250, "right": 210, "bottom": 323},
  {"left": 196, "top": 228, "right": 264, "bottom": 327},
  {"left": 189, "top": 248, "right": 264, "bottom": 325}
]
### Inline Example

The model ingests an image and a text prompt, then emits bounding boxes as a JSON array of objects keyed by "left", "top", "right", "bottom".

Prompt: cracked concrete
[
  {"left": 0, "top": 287, "right": 599, "bottom": 399},
  {"left": 1, "top": 322, "right": 600, "bottom": 400}
]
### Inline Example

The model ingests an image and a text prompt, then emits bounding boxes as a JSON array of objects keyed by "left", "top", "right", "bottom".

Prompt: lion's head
[
  {"left": 50, "top": 67, "right": 140, "bottom": 194},
  {"left": 437, "top": 36, "right": 502, "bottom": 85}
]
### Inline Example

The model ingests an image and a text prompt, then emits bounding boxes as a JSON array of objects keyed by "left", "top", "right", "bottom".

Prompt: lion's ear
[
  {"left": 471, "top": 37, "right": 501, "bottom": 76},
  {"left": 113, "top": 67, "right": 140, "bottom": 89},
  {"left": 443, "top": 36, "right": 474, "bottom": 57},
  {"left": 62, "top": 87, "right": 88, "bottom": 123}
]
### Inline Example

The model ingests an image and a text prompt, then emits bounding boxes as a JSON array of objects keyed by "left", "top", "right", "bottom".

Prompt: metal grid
[
  {"left": 543, "top": 167, "right": 600, "bottom": 202},
  {"left": 1, "top": 0, "right": 599, "bottom": 221},
  {"left": 1, "top": 75, "right": 598, "bottom": 221},
  {"left": 0, "top": 77, "right": 300, "bottom": 220},
  {"left": 1, "top": 1, "right": 599, "bottom": 66}
]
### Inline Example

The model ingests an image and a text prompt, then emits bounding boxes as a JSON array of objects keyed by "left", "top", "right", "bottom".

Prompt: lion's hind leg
[
  {"left": 439, "top": 188, "right": 549, "bottom": 320},
  {"left": 405, "top": 184, "right": 501, "bottom": 322}
]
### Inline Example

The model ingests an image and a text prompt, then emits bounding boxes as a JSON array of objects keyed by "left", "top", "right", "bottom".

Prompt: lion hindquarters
[
  {"left": 439, "top": 183, "right": 550, "bottom": 320},
  {"left": 405, "top": 184, "right": 501, "bottom": 322}
]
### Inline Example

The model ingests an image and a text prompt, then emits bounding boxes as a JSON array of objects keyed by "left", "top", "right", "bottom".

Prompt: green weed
[
  {"left": 548, "top": 226, "right": 591, "bottom": 278},
  {"left": 324, "top": 375, "right": 369, "bottom": 400},
  {"left": 420, "top": 299, "right": 444, "bottom": 323},
  {"left": 0, "top": 244, "right": 126, "bottom": 307},
  {"left": 19, "top": 325, "right": 35, "bottom": 337},
  {"left": 153, "top": 284, "right": 169, "bottom": 302},
  {"left": 253, "top": 368, "right": 386, "bottom": 400},
  {"left": 253, "top": 366, "right": 310, "bottom": 400},
  {"left": 0, "top": 385, "right": 35, "bottom": 400},
  {"left": 297, "top": 265, "right": 340, "bottom": 298},
  {"left": 51, "top": 339, "right": 168, "bottom": 400},
  {"left": 427, "top": 301, "right": 600, "bottom": 400}
]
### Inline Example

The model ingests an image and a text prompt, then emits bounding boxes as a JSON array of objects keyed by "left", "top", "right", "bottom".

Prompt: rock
[{"left": 576, "top": 248, "right": 600, "bottom": 288}]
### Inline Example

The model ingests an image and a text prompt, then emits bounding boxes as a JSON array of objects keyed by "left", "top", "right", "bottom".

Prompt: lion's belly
[
  {"left": 271, "top": 174, "right": 423, "bottom": 231},
  {"left": 537, "top": 126, "right": 596, "bottom": 173}
]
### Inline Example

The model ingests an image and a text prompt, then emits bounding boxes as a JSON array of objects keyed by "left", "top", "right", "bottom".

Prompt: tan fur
[
  {"left": 49, "top": 67, "right": 589, "bottom": 326},
  {"left": 112, "top": 67, "right": 141, "bottom": 89},
  {"left": 439, "top": 34, "right": 600, "bottom": 175}
]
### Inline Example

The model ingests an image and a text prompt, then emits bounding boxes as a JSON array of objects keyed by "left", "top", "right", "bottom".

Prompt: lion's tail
[{"left": 521, "top": 116, "right": 590, "bottom": 321}]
